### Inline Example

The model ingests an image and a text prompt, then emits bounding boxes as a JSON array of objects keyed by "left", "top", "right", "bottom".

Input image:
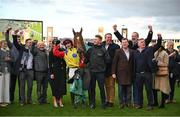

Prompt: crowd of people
[{"left": 0, "top": 25, "right": 180, "bottom": 111}]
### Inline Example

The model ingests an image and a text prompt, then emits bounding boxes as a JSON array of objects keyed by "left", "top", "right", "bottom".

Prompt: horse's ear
[
  {"left": 72, "top": 28, "right": 75, "bottom": 35},
  {"left": 80, "top": 27, "right": 83, "bottom": 34}
]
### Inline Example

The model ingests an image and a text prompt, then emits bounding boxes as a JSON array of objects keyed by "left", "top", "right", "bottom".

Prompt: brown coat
[
  {"left": 154, "top": 50, "right": 171, "bottom": 94},
  {"left": 112, "top": 49, "right": 134, "bottom": 85}
]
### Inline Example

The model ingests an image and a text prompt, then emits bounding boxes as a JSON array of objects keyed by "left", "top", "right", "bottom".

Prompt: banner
[{"left": 0, "top": 19, "right": 43, "bottom": 43}]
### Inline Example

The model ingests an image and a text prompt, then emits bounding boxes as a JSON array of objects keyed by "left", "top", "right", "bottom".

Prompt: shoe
[
  {"left": 108, "top": 102, "right": 114, "bottom": 107},
  {"left": 165, "top": 100, "right": 170, "bottom": 104},
  {"left": 105, "top": 102, "right": 109, "bottom": 106},
  {"left": 59, "top": 103, "right": 64, "bottom": 108},
  {"left": 0, "top": 103, "right": 8, "bottom": 107},
  {"left": 119, "top": 104, "right": 125, "bottom": 109},
  {"left": 101, "top": 104, "right": 106, "bottom": 109},
  {"left": 146, "top": 106, "right": 153, "bottom": 111},
  {"left": 126, "top": 103, "right": 132, "bottom": 108},
  {"left": 53, "top": 102, "right": 58, "bottom": 108},
  {"left": 90, "top": 104, "right": 96, "bottom": 109},
  {"left": 20, "top": 103, "right": 25, "bottom": 106},
  {"left": 135, "top": 105, "right": 142, "bottom": 109}
]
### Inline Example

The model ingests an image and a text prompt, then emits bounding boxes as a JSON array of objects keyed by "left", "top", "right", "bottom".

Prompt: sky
[{"left": 0, "top": 0, "right": 180, "bottom": 39}]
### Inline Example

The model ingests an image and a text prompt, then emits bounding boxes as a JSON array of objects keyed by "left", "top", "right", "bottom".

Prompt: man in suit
[
  {"left": 113, "top": 24, "right": 153, "bottom": 106},
  {"left": 112, "top": 38, "right": 134, "bottom": 109}
]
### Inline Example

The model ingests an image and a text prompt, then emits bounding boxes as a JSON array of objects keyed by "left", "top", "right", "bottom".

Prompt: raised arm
[
  {"left": 5, "top": 28, "right": 13, "bottom": 49},
  {"left": 113, "top": 24, "right": 124, "bottom": 42},
  {"left": 145, "top": 25, "right": 153, "bottom": 46},
  {"left": 153, "top": 34, "right": 162, "bottom": 52},
  {"left": 31, "top": 41, "right": 38, "bottom": 56},
  {"left": 12, "top": 30, "right": 24, "bottom": 50}
]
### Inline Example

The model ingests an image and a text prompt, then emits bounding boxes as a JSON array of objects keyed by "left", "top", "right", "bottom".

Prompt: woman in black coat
[{"left": 49, "top": 39, "right": 67, "bottom": 108}]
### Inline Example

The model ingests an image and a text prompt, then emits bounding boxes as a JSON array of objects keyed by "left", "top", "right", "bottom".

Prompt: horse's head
[
  {"left": 73, "top": 28, "right": 83, "bottom": 41},
  {"left": 72, "top": 28, "right": 85, "bottom": 50}
]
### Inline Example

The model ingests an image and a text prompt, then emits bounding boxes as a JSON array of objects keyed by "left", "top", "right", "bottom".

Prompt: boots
[
  {"left": 159, "top": 92, "right": 165, "bottom": 108},
  {"left": 152, "top": 90, "right": 159, "bottom": 106}
]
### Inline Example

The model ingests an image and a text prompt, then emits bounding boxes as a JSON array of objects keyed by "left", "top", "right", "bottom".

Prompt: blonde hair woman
[{"left": 153, "top": 46, "right": 171, "bottom": 108}]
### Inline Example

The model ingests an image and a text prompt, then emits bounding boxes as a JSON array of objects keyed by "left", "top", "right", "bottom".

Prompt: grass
[{"left": 0, "top": 81, "right": 180, "bottom": 116}]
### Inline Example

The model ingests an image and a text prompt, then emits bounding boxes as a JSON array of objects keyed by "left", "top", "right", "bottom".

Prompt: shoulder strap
[{"left": 155, "top": 51, "right": 160, "bottom": 60}]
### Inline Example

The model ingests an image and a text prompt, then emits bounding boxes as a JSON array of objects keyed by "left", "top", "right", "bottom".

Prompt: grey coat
[
  {"left": 31, "top": 45, "right": 48, "bottom": 72},
  {"left": 0, "top": 49, "right": 12, "bottom": 73}
]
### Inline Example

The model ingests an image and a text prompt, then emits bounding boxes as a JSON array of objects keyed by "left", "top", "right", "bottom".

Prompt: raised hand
[
  {"left": 112, "top": 74, "right": 116, "bottom": 79},
  {"left": 157, "top": 33, "right": 162, "bottom": 39},
  {"left": 113, "top": 24, "right": 117, "bottom": 31},
  {"left": 157, "top": 33, "right": 161, "bottom": 37},
  {"left": 6, "top": 28, "right": 12, "bottom": 32},
  {"left": 148, "top": 25, "right": 153, "bottom": 31},
  {"left": 14, "top": 29, "right": 19, "bottom": 35},
  {"left": 5, "top": 28, "right": 12, "bottom": 37}
]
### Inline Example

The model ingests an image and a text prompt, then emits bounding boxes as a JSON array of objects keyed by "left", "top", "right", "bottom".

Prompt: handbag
[{"left": 156, "top": 66, "right": 168, "bottom": 76}]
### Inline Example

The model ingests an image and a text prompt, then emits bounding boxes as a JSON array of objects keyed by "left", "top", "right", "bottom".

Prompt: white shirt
[
  {"left": 105, "top": 44, "right": 109, "bottom": 50},
  {"left": 123, "top": 48, "right": 130, "bottom": 60}
]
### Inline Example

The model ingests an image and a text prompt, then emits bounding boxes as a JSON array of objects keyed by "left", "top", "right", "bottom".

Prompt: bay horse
[
  {"left": 72, "top": 28, "right": 86, "bottom": 52},
  {"left": 72, "top": 28, "right": 86, "bottom": 68}
]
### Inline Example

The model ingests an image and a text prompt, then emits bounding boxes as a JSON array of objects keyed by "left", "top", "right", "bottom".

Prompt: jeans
[
  {"left": 133, "top": 79, "right": 138, "bottom": 105},
  {"left": 88, "top": 72, "right": 106, "bottom": 106},
  {"left": 135, "top": 72, "right": 154, "bottom": 106}
]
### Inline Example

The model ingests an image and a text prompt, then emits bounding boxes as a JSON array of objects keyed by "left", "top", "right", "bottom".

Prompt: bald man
[
  {"left": 165, "top": 41, "right": 180, "bottom": 103},
  {"left": 31, "top": 41, "right": 49, "bottom": 104}
]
